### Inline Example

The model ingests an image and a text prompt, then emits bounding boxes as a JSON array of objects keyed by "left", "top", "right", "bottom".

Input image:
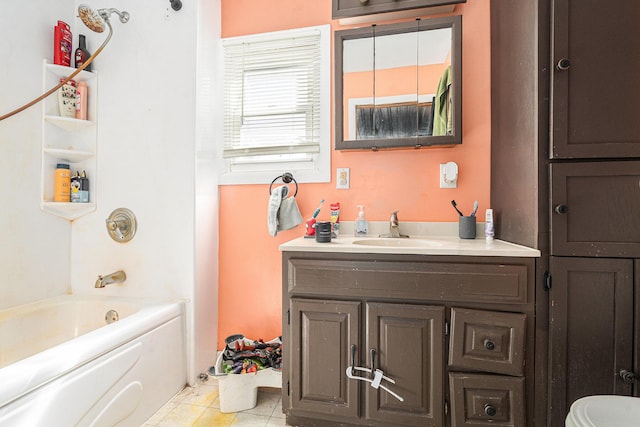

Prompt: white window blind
[{"left": 220, "top": 26, "right": 330, "bottom": 185}]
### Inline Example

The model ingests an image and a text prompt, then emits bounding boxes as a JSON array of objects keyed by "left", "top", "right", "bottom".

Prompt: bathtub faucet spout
[{"left": 95, "top": 270, "right": 126, "bottom": 288}]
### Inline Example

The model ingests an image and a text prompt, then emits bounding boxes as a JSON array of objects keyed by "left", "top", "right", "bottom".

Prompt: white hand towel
[
  {"left": 278, "top": 196, "right": 303, "bottom": 232},
  {"left": 268, "top": 185, "right": 288, "bottom": 237}
]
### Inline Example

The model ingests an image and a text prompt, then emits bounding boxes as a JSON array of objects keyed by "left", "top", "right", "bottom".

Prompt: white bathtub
[{"left": 0, "top": 295, "right": 186, "bottom": 426}]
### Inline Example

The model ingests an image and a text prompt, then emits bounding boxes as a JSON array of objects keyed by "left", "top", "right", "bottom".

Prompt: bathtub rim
[{"left": 0, "top": 294, "right": 186, "bottom": 409}]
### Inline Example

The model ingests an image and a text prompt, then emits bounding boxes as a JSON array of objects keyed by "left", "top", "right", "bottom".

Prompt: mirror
[{"left": 335, "top": 16, "right": 462, "bottom": 150}]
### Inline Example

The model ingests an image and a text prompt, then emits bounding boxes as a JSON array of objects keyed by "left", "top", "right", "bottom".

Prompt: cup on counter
[
  {"left": 315, "top": 221, "right": 332, "bottom": 243},
  {"left": 458, "top": 216, "right": 476, "bottom": 239}
]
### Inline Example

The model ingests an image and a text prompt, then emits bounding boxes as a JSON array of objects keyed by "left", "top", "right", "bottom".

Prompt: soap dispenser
[{"left": 354, "top": 205, "right": 368, "bottom": 236}]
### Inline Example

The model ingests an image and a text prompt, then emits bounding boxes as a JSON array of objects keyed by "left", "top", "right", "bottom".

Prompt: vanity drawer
[
  {"left": 286, "top": 257, "right": 530, "bottom": 305},
  {"left": 449, "top": 373, "right": 525, "bottom": 427},
  {"left": 448, "top": 308, "right": 526, "bottom": 376}
]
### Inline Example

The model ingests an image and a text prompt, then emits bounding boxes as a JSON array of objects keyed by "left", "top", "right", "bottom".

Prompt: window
[{"left": 220, "top": 25, "right": 330, "bottom": 185}]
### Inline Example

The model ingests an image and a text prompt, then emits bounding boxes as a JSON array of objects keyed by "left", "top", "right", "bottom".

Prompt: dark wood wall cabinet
[
  {"left": 332, "top": 0, "right": 466, "bottom": 20},
  {"left": 281, "top": 252, "right": 534, "bottom": 426}
]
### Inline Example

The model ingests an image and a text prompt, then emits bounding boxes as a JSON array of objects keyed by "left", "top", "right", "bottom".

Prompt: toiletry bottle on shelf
[
  {"left": 79, "top": 170, "right": 89, "bottom": 203},
  {"left": 75, "top": 34, "right": 92, "bottom": 71},
  {"left": 54, "top": 163, "right": 71, "bottom": 202},
  {"left": 354, "top": 205, "right": 368, "bottom": 236},
  {"left": 70, "top": 171, "right": 80, "bottom": 203},
  {"left": 75, "top": 81, "right": 88, "bottom": 120}
]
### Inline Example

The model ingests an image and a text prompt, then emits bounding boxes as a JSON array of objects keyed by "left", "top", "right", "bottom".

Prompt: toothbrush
[
  {"left": 471, "top": 201, "right": 479, "bottom": 217},
  {"left": 451, "top": 200, "right": 464, "bottom": 216},
  {"left": 311, "top": 199, "right": 324, "bottom": 219}
]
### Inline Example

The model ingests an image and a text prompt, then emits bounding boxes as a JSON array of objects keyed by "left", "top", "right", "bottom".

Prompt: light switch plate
[{"left": 336, "top": 168, "right": 350, "bottom": 189}]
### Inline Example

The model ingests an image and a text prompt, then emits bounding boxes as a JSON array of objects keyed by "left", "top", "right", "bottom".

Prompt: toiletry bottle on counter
[
  {"left": 485, "top": 209, "right": 494, "bottom": 242},
  {"left": 74, "top": 34, "right": 92, "bottom": 72},
  {"left": 354, "top": 205, "right": 368, "bottom": 236},
  {"left": 54, "top": 163, "right": 71, "bottom": 202},
  {"left": 79, "top": 170, "right": 89, "bottom": 202}
]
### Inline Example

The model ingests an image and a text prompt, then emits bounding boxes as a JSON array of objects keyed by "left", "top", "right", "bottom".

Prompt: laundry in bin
[{"left": 210, "top": 335, "right": 283, "bottom": 413}]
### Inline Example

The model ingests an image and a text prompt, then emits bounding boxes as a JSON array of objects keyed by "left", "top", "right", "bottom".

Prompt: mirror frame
[{"left": 335, "top": 15, "right": 462, "bottom": 150}]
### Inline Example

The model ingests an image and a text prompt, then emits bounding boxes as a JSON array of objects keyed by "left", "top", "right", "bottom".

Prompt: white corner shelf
[
  {"left": 44, "top": 115, "right": 95, "bottom": 131},
  {"left": 41, "top": 60, "right": 98, "bottom": 220},
  {"left": 40, "top": 202, "right": 97, "bottom": 221}
]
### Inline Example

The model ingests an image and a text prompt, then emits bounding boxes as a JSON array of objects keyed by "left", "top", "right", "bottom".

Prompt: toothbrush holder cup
[{"left": 459, "top": 216, "right": 477, "bottom": 239}]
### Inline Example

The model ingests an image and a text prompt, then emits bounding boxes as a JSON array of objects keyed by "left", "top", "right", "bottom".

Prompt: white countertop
[{"left": 279, "top": 222, "right": 541, "bottom": 258}]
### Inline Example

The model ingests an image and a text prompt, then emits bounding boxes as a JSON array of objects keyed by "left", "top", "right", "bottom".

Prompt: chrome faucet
[
  {"left": 380, "top": 211, "right": 409, "bottom": 238},
  {"left": 95, "top": 270, "right": 126, "bottom": 288}
]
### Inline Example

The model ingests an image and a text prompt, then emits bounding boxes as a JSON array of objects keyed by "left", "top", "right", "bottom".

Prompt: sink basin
[{"left": 352, "top": 238, "right": 443, "bottom": 248}]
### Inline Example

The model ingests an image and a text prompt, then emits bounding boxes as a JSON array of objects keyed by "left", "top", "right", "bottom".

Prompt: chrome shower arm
[{"left": 99, "top": 8, "right": 130, "bottom": 24}]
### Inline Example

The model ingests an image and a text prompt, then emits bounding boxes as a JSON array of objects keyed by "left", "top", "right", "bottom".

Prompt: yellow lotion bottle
[{"left": 54, "top": 163, "right": 71, "bottom": 202}]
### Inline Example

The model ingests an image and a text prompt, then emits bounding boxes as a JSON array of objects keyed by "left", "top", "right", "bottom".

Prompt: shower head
[{"left": 78, "top": 4, "right": 130, "bottom": 33}]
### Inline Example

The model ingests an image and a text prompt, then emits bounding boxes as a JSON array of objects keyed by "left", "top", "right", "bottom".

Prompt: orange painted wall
[{"left": 218, "top": 0, "right": 490, "bottom": 348}]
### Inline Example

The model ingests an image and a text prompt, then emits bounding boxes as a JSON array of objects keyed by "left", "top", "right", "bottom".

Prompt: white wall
[
  {"left": 0, "top": 0, "right": 74, "bottom": 309},
  {"left": 0, "top": 0, "right": 219, "bottom": 383}
]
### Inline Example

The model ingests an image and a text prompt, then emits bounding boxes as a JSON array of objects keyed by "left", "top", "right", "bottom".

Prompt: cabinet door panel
[
  {"left": 550, "top": 162, "right": 640, "bottom": 257},
  {"left": 551, "top": 0, "right": 640, "bottom": 158},
  {"left": 548, "top": 257, "right": 634, "bottom": 426},
  {"left": 289, "top": 299, "right": 360, "bottom": 419},
  {"left": 365, "top": 302, "right": 445, "bottom": 426}
]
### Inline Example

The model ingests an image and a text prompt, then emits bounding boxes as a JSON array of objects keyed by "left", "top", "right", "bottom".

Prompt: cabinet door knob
[
  {"left": 484, "top": 339, "right": 496, "bottom": 351},
  {"left": 359, "top": 0, "right": 369, "bottom": 4},
  {"left": 556, "top": 58, "right": 571, "bottom": 70},
  {"left": 484, "top": 404, "right": 497, "bottom": 417},
  {"left": 619, "top": 370, "right": 637, "bottom": 384},
  {"left": 554, "top": 204, "right": 569, "bottom": 214}
]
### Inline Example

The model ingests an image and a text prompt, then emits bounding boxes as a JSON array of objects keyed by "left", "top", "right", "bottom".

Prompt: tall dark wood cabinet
[{"left": 491, "top": 1, "right": 640, "bottom": 426}]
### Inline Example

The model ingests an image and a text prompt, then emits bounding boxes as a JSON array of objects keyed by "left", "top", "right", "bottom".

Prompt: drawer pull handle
[
  {"left": 484, "top": 404, "right": 497, "bottom": 417},
  {"left": 484, "top": 339, "right": 496, "bottom": 351},
  {"left": 359, "top": 0, "right": 369, "bottom": 4},
  {"left": 554, "top": 204, "right": 569, "bottom": 214}
]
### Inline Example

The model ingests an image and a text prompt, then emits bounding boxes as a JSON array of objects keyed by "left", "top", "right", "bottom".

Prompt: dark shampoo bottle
[{"left": 75, "top": 34, "right": 92, "bottom": 72}]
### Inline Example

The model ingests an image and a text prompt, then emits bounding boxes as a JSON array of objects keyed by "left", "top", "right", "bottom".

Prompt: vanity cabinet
[
  {"left": 282, "top": 252, "right": 535, "bottom": 426},
  {"left": 41, "top": 61, "right": 97, "bottom": 220},
  {"left": 332, "top": 0, "right": 466, "bottom": 20}
]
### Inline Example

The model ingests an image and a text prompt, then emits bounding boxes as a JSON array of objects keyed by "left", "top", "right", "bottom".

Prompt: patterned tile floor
[{"left": 143, "top": 378, "right": 287, "bottom": 427}]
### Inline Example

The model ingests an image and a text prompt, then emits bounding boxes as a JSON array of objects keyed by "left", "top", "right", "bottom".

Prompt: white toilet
[{"left": 566, "top": 395, "right": 640, "bottom": 427}]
